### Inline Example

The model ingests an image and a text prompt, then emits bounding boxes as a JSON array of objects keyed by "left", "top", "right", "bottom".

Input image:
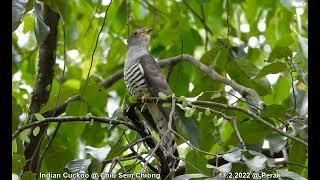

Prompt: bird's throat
[{"left": 126, "top": 45, "right": 148, "bottom": 65}]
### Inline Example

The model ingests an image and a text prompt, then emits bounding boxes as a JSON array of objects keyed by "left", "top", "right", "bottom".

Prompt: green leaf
[
  {"left": 84, "top": 145, "right": 111, "bottom": 162},
  {"left": 182, "top": 100, "right": 189, "bottom": 108},
  {"left": 40, "top": 80, "right": 78, "bottom": 114},
  {"left": 264, "top": 75, "right": 291, "bottom": 105},
  {"left": 34, "top": 2, "right": 50, "bottom": 45},
  {"left": 34, "top": 113, "right": 45, "bottom": 121},
  {"left": 86, "top": 113, "right": 92, "bottom": 117},
  {"left": 12, "top": 97, "right": 22, "bottom": 131},
  {"left": 197, "top": 112, "right": 203, "bottom": 121},
  {"left": 288, "top": 141, "right": 307, "bottom": 175},
  {"left": 296, "top": 33, "right": 308, "bottom": 59},
  {"left": 12, "top": 154, "right": 26, "bottom": 174},
  {"left": 255, "top": 62, "right": 288, "bottom": 78},
  {"left": 227, "top": 60, "right": 271, "bottom": 96},
  {"left": 176, "top": 108, "right": 200, "bottom": 147},
  {"left": 66, "top": 101, "right": 88, "bottom": 116},
  {"left": 198, "top": 116, "right": 216, "bottom": 151},
  {"left": 291, "top": 121, "right": 308, "bottom": 140},
  {"left": 222, "top": 149, "right": 242, "bottom": 163},
  {"left": 106, "top": 144, "right": 126, "bottom": 159},
  {"left": 185, "top": 151, "right": 211, "bottom": 175},
  {"left": 220, "top": 120, "right": 234, "bottom": 145},
  {"left": 266, "top": 134, "right": 287, "bottom": 155},
  {"left": 45, "top": 122, "right": 86, "bottom": 172},
  {"left": 81, "top": 123, "right": 107, "bottom": 146},
  {"left": 12, "top": 139, "right": 18, "bottom": 154},
  {"left": 206, "top": 162, "right": 232, "bottom": 173},
  {"left": 158, "top": 92, "right": 168, "bottom": 100},
  {"left": 65, "top": 159, "right": 91, "bottom": 173},
  {"left": 21, "top": 172, "right": 36, "bottom": 180},
  {"left": 178, "top": 96, "right": 187, "bottom": 102},
  {"left": 162, "top": 102, "right": 171, "bottom": 108},
  {"left": 128, "top": 96, "right": 137, "bottom": 104},
  {"left": 191, "top": 45, "right": 227, "bottom": 98},
  {"left": 82, "top": 79, "right": 107, "bottom": 109},
  {"left": 260, "top": 104, "right": 287, "bottom": 120},
  {"left": 12, "top": 0, "right": 28, "bottom": 31},
  {"left": 205, "top": 108, "right": 211, "bottom": 116},
  {"left": 19, "top": 129, "right": 30, "bottom": 143},
  {"left": 267, "top": 46, "right": 293, "bottom": 62},
  {"left": 266, "top": 8, "right": 294, "bottom": 47},
  {"left": 32, "top": 126, "right": 40, "bottom": 136},
  {"left": 169, "top": 62, "right": 194, "bottom": 96},
  {"left": 101, "top": 123, "right": 107, "bottom": 128},
  {"left": 277, "top": 170, "right": 307, "bottom": 180},
  {"left": 185, "top": 108, "right": 194, "bottom": 118},
  {"left": 238, "top": 120, "right": 273, "bottom": 144},
  {"left": 244, "top": 154, "right": 267, "bottom": 171},
  {"left": 274, "top": 75, "right": 291, "bottom": 103}
]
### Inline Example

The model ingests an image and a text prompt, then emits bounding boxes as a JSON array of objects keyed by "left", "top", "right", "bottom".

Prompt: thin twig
[
  {"left": 123, "top": 133, "right": 158, "bottom": 173},
  {"left": 226, "top": 0, "right": 230, "bottom": 47},
  {"left": 84, "top": 0, "right": 102, "bottom": 38},
  {"left": 200, "top": 4, "right": 209, "bottom": 51},
  {"left": 166, "top": 64, "right": 174, "bottom": 83},
  {"left": 231, "top": 118, "right": 246, "bottom": 150},
  {"left": 289, "top": 70, "right": 297, "bottom": 118},
  {"left": 81, "top": 0, "right": 112, "bottom": 104},
  {"left": 126, "top": 0, "right": 130, "bottom": 38},
  {"left": 35, "top": 123, "right": 61, "bottom": 180}
]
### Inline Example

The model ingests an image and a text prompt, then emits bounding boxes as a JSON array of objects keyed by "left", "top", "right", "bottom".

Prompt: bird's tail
[{"left": 147, "top": 104, "right": 179, "bottom": 170}]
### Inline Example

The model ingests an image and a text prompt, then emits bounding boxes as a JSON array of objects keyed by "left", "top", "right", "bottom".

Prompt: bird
[{"left": 123, "top": 28, "right": 179, "bottom": 170}]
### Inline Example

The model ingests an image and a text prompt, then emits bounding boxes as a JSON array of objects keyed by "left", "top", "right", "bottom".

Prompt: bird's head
[{"left": 127, "top": 28, "right": 152, "bottom": 49}]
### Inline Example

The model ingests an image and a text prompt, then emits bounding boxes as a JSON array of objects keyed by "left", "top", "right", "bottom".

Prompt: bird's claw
[{"left": 141, "top": 95, "right": 146, "bottom": 104}]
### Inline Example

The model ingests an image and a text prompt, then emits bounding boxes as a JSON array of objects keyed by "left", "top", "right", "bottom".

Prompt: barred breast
[{"left": 124, "top": 62, "right": 148, "bottom": 97}]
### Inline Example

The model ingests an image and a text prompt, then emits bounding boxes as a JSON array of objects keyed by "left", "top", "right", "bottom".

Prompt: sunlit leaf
[
  {"left": 244, "top": 154, "right": 267, "bottom": 171},
  {"left": 65, "top": 159, "right": 91, "bottom": 173},
  {"left": 255, "top": 62, "right": 288, "bottom": 78},
  {"left": 277, "top": 169, "right": 307, "bottom": 180},
  {"left": 84, "top": 145, "right": 111, "bottom": 162},
  {"left": 34, "top": 2, "right": 50, "bottom": 45},
  {"left": 32, "top": 126, "right": 40, "bottom": 136},
  {"left": 12, "top": 0, "right": 28, "bottom": 31}
]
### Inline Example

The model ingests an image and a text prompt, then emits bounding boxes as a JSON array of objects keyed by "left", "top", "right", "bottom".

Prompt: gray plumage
[{"left": 124, "top": 28, "right": 179, "bottom": 169}]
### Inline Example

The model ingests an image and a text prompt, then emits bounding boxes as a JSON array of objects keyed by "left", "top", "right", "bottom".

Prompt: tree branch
[
  {"left": 124, "top": 106, "right": 170, "bottom": 179},
  {"left": 12, "top": 116, "right": 138, "bottom": 140},
  {"left": 137, "top": 97, "right": 307, "bottom": 147},
  {"left": 24, "top": 4, "right": 60, "bottom": 172},
  {"left": 45, "top": 54, "right": 264, "bottom": 119},
  {"left": 104, "top": 54, "right": 263, "bottom": 111}
]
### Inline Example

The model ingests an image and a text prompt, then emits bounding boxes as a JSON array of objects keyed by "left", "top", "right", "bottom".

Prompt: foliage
[{"left": 12, "top": 0, "right": 308, "bottom": 179}]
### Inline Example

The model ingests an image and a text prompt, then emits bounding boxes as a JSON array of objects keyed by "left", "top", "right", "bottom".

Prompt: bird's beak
[{"left": 144, "top": 28, "right": 152, "bottom": 35}]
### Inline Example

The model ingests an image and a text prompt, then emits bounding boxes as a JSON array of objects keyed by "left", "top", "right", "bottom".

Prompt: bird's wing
[
  {"left": 138, "top": 54, "right": 171, "bottom": 96},
  {"left": 138, "top": 54, "right": 175, "bottom": 126},
  {"left": 138, "top": 54, "right": 179, "bottom": 169}
]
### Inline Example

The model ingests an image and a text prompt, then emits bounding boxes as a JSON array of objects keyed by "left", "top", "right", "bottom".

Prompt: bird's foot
[
  {"left": 141, "top": 95, "right": 146, "bottom": 104},
  {"left": 141, "top": 93, "right": 150, "bottom": 103}
]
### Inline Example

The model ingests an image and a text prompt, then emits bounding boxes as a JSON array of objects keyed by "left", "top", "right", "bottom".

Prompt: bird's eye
[{"left": 134, "top": 32, "right": 137, "bottom": 35}]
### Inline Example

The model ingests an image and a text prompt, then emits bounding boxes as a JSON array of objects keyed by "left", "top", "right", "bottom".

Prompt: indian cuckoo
[{"left": 124, "top": 28, "right": 179, "bottom": 170}]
